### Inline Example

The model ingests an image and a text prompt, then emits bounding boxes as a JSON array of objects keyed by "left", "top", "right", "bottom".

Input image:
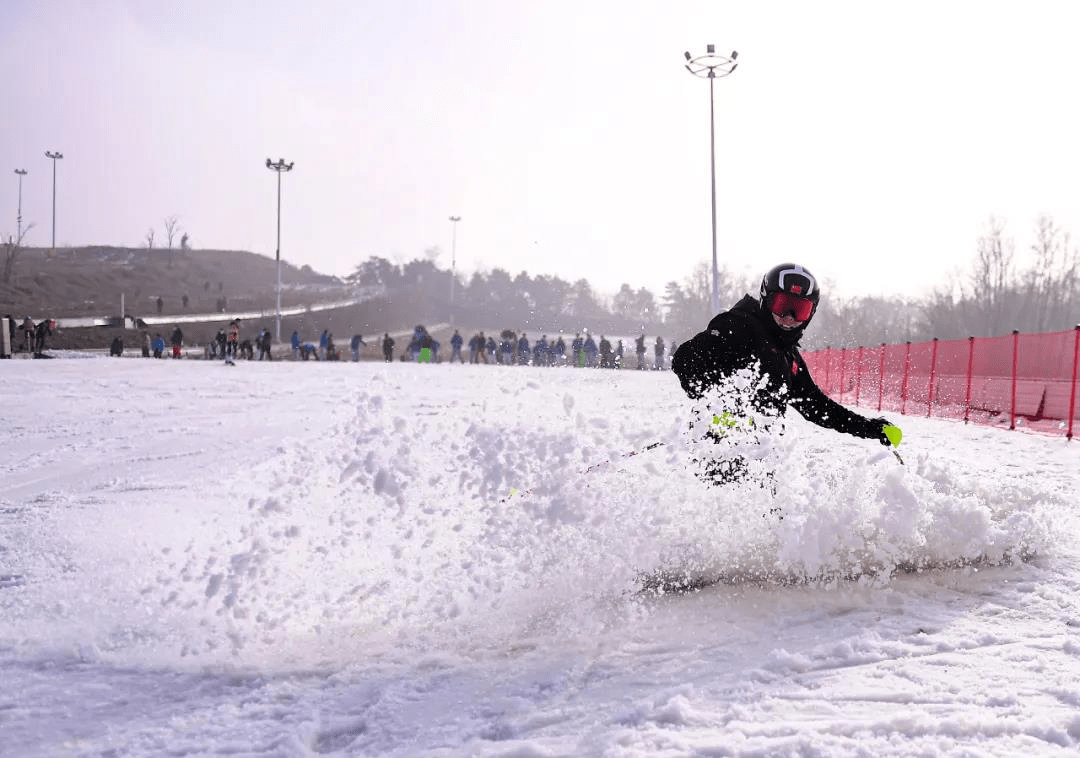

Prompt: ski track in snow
[{"left": 1, "top": 359, "right": 1079, "bottom": 756}]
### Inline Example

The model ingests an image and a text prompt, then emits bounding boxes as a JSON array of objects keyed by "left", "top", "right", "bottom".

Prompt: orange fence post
[
  {"left": 900, "top": 341, "right": 912, "bottom": 416},
  {"left": 1067, "top": 325, "right": 1080, "bottom": 441},
  {"left": 963, "top": 336, "right": 975, "bottom": 424},
  {"left": 877, "top": 343, "right": 885, "bottom": 412},
  {"left": 1009, "top": 330, "right": 1019, "bottom": 431},
  {"left": 855, "top": 346, "right": 864, "bottom": 406},
  {"left": 927, "top": 337, "right": 938, "bottom": 417},
  {"left": 824, "top": 347, "right": 831, "bottom": 393},
  {"left": 838, "top": 348, "right": 846, "bottom": 403}
]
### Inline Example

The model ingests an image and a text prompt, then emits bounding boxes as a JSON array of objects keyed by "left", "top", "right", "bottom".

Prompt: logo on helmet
[{"left": 777, "top": 265, "right": 816, "bottom": 296}]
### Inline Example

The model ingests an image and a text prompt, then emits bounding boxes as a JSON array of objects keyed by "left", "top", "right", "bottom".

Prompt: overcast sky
[{"left": 3, "top": 0, "right": 1080, "bottom": 300}]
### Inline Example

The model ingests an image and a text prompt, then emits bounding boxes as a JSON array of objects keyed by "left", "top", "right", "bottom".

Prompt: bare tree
[
  {"left": 164, "top": 216, "right": 180, "bottom": 249},
  {"left": 971, "top": 216, "right": 1016, "bottom": 336},
  {"left": 2, "top": 223, "right": 36, "bottom": 285},
  {"left": 1021, "top": 215, "right": 1077, "bottom": 333},
  {"left": 145, "top": 228, "right": 155, "bottom": 249}
]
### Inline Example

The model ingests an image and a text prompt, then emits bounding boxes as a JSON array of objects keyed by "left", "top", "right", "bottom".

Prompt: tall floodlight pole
[
  {"left": 265, "top": 157, "right": 294, "bottom": 342},
  {"left": 683, "top": 45, "right": 738, "bottom": 316},
  {"left": 449, "top": 215, "right": 461, "bottom": 326},
  {"left": 45, "top": 151, "right": 63, "bottom": 254},
  {"left": 14, "top": 169, "right": 27, "bottom": 241}
]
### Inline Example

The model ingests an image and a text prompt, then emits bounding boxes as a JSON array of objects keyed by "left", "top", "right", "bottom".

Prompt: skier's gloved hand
[{"left": 868, "top": 418, "right": 901, "bottom": 447}]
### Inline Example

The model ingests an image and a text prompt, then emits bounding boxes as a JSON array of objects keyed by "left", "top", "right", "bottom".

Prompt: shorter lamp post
[
  {"left": 14, "top": 168, "right": 27, "bottom": 241},
  {"left": 45, "top": 151, "right": 63, "bottom": 253},
  {"left": 449, "top": 215, "right": 461, "bottom": 326},
  {"left": 266, "top": 157, "right": 294, "bottom": 342}
]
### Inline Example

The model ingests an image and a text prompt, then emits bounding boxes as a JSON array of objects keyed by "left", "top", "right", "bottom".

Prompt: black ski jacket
[{"left": 672, "top": 295, "right": 884, "bottom": 440}]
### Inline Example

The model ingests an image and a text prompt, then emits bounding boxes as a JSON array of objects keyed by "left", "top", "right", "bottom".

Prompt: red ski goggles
[{"left": 768, "top": 292, "right": 815, "bottom": 322}]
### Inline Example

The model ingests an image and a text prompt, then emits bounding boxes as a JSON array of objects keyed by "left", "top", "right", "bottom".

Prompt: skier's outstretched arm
[{"left": 788, "top": 357, "right": 894, "bottom": 444}]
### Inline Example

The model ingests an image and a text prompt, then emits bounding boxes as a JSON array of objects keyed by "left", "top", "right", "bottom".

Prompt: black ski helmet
[{"left": 760, "top": 263, "right": 820, "bottom": 325}]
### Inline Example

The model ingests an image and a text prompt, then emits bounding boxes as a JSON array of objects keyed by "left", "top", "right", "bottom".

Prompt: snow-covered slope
[{"left": 2, "top": 359, "right": 1078, "bottom": 756}]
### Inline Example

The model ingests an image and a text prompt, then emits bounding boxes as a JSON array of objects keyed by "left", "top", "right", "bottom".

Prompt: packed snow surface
[{"left": 2, "top": 358, "right": 1079, "bottom": 757}]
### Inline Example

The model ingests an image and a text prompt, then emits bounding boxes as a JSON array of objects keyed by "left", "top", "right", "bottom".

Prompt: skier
[
  {"left": 350, "top": 333, "right": 366, "bottom": 362},
  {"left": 258, "top": 328, "right": 273, "bottom": 361},
  {"left": 516, "top": 333, "right": 530, "bottom": 365},
  {"left": 222, "top": 319, "right": 240, "bottom": 364},
  {"left": 170, "top": 326, "right": 184, "bottom": 359},
  {"left": 21, "top": 316, "right": 35, "bottom": 353},
  {"left": 33, "top": 319, "right": 54, "bottom": 357},
  {"left": 382, "top": 333, "right": 395, "bottom": 362},
  {"left": 449, "top": 330, "right": 464, "bottom": 363},
  {"left": 598, "top": 335, "right": 612, "bottom": 368},
  {"left": 672, "top": 262, "right": 899, "bottom": 485}
]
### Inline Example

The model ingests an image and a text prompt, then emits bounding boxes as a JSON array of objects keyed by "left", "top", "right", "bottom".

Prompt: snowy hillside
[{"left": 2, "top": 358, "right": 1079, "bottom": 756}]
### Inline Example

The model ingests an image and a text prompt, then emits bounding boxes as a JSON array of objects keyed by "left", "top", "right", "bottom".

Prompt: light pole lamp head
[
  {"left": 266, "top": 158, "right": 295, "bottom": 172},
  {"left": 449, "top": 215, "right": 461, "bottom": 222},
  {"left": 45, "top": 151, "right": 63, "bottom": 160},
  {"left": 15, "top": 169, "right": 27, "bottom": 176},
  {"left": 683, "top": 46, "right": 739, "bottom": 79}
]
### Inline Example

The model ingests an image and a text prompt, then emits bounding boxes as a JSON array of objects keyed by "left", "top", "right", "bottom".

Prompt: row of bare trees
[
  {"left": 1, "top": 222, "right": 35, "bottom": 285},
  {"left": 143, "top": 216, "right": 189, "bottom": 251},
  {"left": 346, "top": 215, "right": 1077, "bottom": 349},
  {"left": 4, "top": 215, "right": 192, "bottom": 285},
  {"left": 807, "top": 215, "right": 1080, "bottom": 350}
]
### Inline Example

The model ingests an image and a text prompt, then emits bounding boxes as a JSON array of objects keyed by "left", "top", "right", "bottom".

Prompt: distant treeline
[
  {"left": 809, "top": 215, "right": 1080, "bottom": 350},
  {"left": 347, "top": 215, "right": 1079, "bottom": 348}
]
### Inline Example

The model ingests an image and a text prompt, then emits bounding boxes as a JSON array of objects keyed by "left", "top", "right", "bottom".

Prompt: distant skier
[
  {"left": 258, "top": 329, "right": 272, "bottom": 361},
  {"left": 170, "top": 326, "right": 184, "bottom": 359},
  {"left": 450, "top": 330, "right": 464, "bottom": 363},
  {"left": 33, "top": 319, "right": 54, "bottom": 357},
  {"left": 672, "top": 263, "right": 900, "bottom": 485},
  {"left": 350, "top": 333, "right": 366, "bottom": 362},
  {"left": 226, "top": 319, "right": 240, "bottom": 363},
  {"left": 382, "top": 333, "right": 394, "bottom": 362},
  {"left": 319, "top": 329, "right": 329, "bottom": 361},
  {"left": 21, "top": 316, "right": 35, "bottom": 353}
]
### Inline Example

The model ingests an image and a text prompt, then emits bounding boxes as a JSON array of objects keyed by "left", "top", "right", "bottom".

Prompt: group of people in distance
[
  {"left": 425, "top": 329, "right": 675, "bottom": 370},
  {"left": 3, "top": 315, "right": 55, "bottom": 358}
]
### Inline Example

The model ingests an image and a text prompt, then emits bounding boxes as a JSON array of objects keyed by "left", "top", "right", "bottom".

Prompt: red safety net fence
[{"left": 802, "top": 326, "right": 1080, "bottom": 439}]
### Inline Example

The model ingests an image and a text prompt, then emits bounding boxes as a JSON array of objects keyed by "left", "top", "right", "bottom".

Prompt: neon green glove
[{"left": 883, "top": 424, "right": 902, "bottom": 447}]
